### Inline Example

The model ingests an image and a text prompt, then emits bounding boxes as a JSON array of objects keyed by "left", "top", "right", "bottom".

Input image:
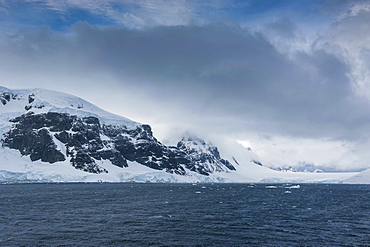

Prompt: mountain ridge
[
  {"left": 0, "top": 86, "right": 236, "bottom": 177},
  {"left": 0, "top": 86, "right": 362, "bottom": 183}
]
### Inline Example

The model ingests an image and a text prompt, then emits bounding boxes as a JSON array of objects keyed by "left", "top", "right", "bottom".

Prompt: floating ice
[{"left": 285, "top": 185, "right": 301, "bottom": 189}]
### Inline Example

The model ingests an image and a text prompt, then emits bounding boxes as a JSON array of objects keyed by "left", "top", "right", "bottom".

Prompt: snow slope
[
  {"left": 0, "top": 86, "right": 139, "bottom": 133},
  {"left": 0, "top": 144, "right": 358, "bottom": 183},
  {"left": 343, "top": 169, "right": 370, "bottom": 184},
  {"left": 206, "top": 140, "right": 357, "bottom": 184}
]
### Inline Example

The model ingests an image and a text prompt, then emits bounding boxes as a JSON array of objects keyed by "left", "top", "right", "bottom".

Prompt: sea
[{"left": 1, "top": 183, "right": 369, "bottom": 246}]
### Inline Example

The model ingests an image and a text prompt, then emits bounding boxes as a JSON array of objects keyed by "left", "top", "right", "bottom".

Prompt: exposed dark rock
[
  {"left": 252, "top": 160, "right": 263, "bottom": 166},
  {"left": 103, "top": 124, "right": 187, "bottom": 175},
  {"left": 2, "top": 112, "right": 107, "bottom": 173},
  {"left": 1, "top": 111, "right": 235, "bottom": 176},
  {"left": 0, "top": 91, "right": 19, "bottom": 105},
  {"left": 34, "top": 104, "right": 45, "bottom": 109},
  {"left": 1, "top": 92, "right": 13, "bottom": 105},
  {"left": 2, "top": 112, "right": 188, "bottom": 175},
  {"left": 232, "top": 157, "right": 240, "bottom": 165},
  {"left": 54, "top": 131, "right": 70, "bottom": 143},
  {"left": 28, "top": 93, "right": 35, "bottom": 104},
  {"left": 3, "top": 122, "right": 65, "bottom": 164},
  {"left": 176, "top": 136, "right": 236, "bottom": 175}
]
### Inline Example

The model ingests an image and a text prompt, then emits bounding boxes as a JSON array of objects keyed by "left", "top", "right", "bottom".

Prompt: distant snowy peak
[
  {"left": 0, "top": 86, "right": 139, "bottom": 128},
  {"left": 176, "top": 135, "right": 236, "bottom": 174},
  {"left": 272, "top": 164, "right": 324, "bottom": 173},
  {"left": 177, "top": 136, "right": 212, "bottom": 154}
]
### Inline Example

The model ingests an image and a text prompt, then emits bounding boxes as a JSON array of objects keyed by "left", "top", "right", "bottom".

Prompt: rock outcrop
[
  {"left": 2, "top": 112, "right": 191, "bottom": 175},
  {"left": 0, "top": 87, "right": 237, "bottom": 177}
]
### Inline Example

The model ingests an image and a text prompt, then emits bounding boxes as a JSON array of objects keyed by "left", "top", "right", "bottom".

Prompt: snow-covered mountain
[
  {"left": 175, "top": 135, "right": 236, "bottom": 175},
  {"left": 0, "top": 86, "right": 237, "bottom": 182},
  {"left": 0, "top": 86, "right": 362, "bottom": 183},
  {"left": 0, "top": 86, "right": 138, "bottom": 127}
]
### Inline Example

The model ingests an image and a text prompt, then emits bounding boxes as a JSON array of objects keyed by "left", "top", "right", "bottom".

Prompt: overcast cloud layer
[{"left": 1, "top": 0, "right": 370, "bottom": 171}]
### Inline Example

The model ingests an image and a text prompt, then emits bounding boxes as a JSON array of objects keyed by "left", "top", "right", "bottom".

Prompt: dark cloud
[{"left": 0, "top": 22, "right": 369, "bottom": 143}]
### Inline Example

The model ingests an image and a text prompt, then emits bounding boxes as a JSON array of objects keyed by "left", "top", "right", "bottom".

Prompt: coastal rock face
[
  {"left": 0, "top": 87, "right": 237, "bottom": 177},
  {"left": 1, "top": 112, "right": 237, "bottom": 176},
  {"left": 175, "top": 136, "right": 236, "bottom": 175},
  {"left": 3, "top": 113, "right": 66, "bottom": 164},
  {"left": 102, "top": 124, "right": 187, "bottom": 175},
  {"left": 2, "top": 112, "right": 189, "bottom": 175}
]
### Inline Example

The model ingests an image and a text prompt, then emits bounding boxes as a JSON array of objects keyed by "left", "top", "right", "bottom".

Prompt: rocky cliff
[{"left": 0, "top": 87, "right": 236, "bottom": 176}]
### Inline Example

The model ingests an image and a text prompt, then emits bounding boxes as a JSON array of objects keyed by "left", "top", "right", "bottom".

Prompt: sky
[{"left": 1, "top": 0, "right": 370, "bottom": 171}]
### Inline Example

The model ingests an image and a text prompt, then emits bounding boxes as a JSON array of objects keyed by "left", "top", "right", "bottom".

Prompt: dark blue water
[{"left": 0, "top": 183, "right": 369, "bottom": 246}]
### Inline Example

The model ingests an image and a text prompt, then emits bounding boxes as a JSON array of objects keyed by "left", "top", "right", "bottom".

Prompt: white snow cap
[{"left": 0, "top": 86, "right": 139, "bottom": 128}]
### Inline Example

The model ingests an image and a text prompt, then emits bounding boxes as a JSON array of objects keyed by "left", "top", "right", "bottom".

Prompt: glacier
[{"left": 0, "top": 141, "right": 360, "bottom": 184}]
